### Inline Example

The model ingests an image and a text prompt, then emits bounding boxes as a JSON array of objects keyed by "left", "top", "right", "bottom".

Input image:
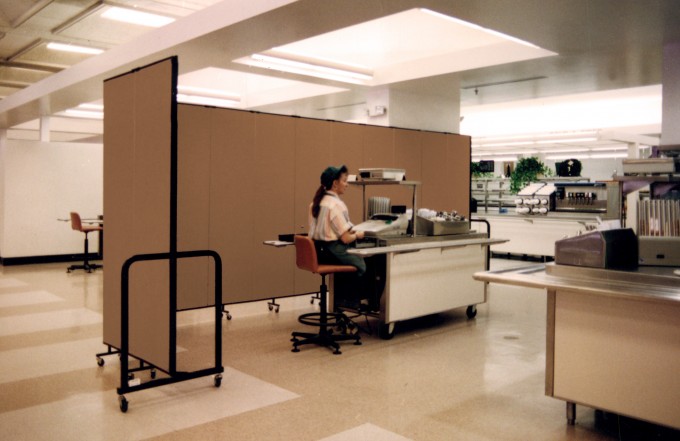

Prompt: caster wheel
[
  {"left": 268, "top": 304, "right": 273, "bottom": 311},
  {"left": 214, "top": 374, "right": 222, "bottom": 388},
  {"left": 275, "top": 306, "right": 280, "bottom": 313},
  {"left": 96, "top": 357, "right": 105, "bottom": 367},
  {"left": 466, "top": 305, "right": 478, "bottom": 319},
  {"left": 227, "top": 313, "right": 232, "bottom": 320},
  {"left": 150, "top": 368, "right": 156, "bottom": 379},
  {"left": 378, "top": 322, "right": 395, "bottom": 340},
  {"left": 310, "top": 298, "right": 314, "bottom": 304},
  {"left": 119, "top": 396, "right": 128, "bottom": 413}
]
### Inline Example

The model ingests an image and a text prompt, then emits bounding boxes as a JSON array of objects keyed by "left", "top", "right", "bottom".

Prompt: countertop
[{"left": 473, "top": 262, "right": 680, "bottom": 305}]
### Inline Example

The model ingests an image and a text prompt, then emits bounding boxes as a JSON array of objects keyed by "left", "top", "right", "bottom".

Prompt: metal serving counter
[
  {"left": 473, "top": 263, "right": 680, "bottom": 430},
  {"left": 344, "top": 233, "right": 506, "bottom": 339}
]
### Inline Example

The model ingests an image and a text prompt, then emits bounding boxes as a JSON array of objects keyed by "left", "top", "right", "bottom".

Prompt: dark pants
[{"left": 314, "top": 240, "right": 366, "bottom": 276}]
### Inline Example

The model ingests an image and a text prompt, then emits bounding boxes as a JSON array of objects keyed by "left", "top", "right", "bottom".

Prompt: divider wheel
[
  {"left": 466, "top": 305, "right": 478, "bottom": 319},
  {"left": 119, "top": 395, "right": 128, "bottom": 413},
  {"left": 214, "top": 374, "right": 222, "bottom": 387},
  {"left": 96, "top": 356, "right": 104, "bottom": 367},
  {"left": 150, "top": 368, "right": 157, "bottom": 379}
]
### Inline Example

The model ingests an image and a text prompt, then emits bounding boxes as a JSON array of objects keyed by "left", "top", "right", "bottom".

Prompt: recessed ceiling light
[
  {"left": 46, "top": 42, "right": 104, "bottom": 55},
  {"left": 177, "top": 85, "right": 240, "bottom": 101},
  {"left": 419, "top": 8, "right": 540, "bottom": 48},
  {"left": 176, "top": 94, "right": 240, "bottom": 107},
  {"left": 244, "top": 53, "right": 373, "bottom": 84},
  {"left": 101, "top": 6, "right": 175, "bottom": 27},
  {"left": 63, "top": 109, "right": 104, "bottom": 119},
  {"left": 77, "top": 103, "right": 104, "bottom": 111}
]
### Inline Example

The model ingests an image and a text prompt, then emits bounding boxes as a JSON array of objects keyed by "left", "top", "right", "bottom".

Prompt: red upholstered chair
[
  {"left": 291, "top": 235, "right": 361, "bottom": 354},
  {"left": 67, "top": 212, "right": 103, "bottom": 273}
]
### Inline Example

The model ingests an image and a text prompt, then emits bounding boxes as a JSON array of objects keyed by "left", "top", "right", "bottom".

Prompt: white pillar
[
  {"left": 39, "top": 116, "right": 50, "bottom": 142},
  {"left": 365, "top": 81, "right": 461, "bottom": 133},
  {"left": 627, "top": 142, "right": 639, "bottom": 159}
]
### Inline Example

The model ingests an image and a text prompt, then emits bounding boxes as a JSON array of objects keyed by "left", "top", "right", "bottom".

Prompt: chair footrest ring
[{"left": 297, "top": 312, "right": 346, "bottom": 328}]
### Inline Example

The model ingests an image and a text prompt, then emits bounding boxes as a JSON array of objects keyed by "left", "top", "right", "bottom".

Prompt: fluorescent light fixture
[
  {"left": 77, "top": 103, "right": 104, "bottom": 111},
  {"left": 176, "top": 94, "right": 239, "bottom": 107},
  {"left": 536, "top": 137, "right": 598, "bottom": 144},
  {"left": 46, "top": 42, "right": 104, "bottom": 55},
  {"left": 485, "top": 156, "right": 518, "bottom": 162},
  {"left": 590, "top": 152, "right": 628, "bottom": 159},
  {"left": 177, "top": 85, "right": 240, "bottom": 101},
  {"left": 101, "top": 6, "right": 175, "bottom": 27},
  {"left": 272, "top": 48, "right": 372, "bottom": 73},
  {"left": 245, "top": 53, "right": 372, "bottom": 84},
  {"left": 63, "top": 109, "right": 104, "bottom": 119},
  {"left": 546, "top": 154, "right": 586, "bottom": 160},
  {"left": 541, "top": 148, "right": 590, "bottom": 153}
]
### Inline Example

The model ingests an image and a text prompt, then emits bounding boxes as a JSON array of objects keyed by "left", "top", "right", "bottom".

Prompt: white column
[
  {"left": 39, "top": 116, "right": 50, "bottom": 142},
  {"left": 627, "top": 142, "right": 640, "bottom": 159},
  {"left": 364, "top": 81, "right": 462, "bottom": 133}
]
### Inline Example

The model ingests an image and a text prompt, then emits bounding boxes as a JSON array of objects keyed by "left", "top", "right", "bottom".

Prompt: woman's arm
[{"left": 339, "top": 229, "right": 364, "bottom": 244}]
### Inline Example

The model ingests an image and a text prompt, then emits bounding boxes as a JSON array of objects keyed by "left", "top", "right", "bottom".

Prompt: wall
[
  {"left": 0, "top": 139, "right": 103, "bottom": 259},
  {"left": 662, "top": 41, "right": 680, "bottom": 144}
]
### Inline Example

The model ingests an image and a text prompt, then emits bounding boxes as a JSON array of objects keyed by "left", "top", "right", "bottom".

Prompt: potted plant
[{"left": 510, "top": 157, "right": 551, "bottom": 194}]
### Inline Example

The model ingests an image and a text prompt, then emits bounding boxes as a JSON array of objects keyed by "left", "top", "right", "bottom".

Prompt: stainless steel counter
[
  {"left": 474, "top": 262, "right": 680, "bottom": 305},
  {"left": 473, "top": 262, "right": 680, "bottom": 430}
]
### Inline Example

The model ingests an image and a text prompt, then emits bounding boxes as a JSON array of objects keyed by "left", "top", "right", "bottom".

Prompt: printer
[{"left": 353, "top": 213, "right": 409, "bottom": 237}]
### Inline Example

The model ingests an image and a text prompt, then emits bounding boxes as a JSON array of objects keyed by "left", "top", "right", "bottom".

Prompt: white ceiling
[{"left": 1, "top": 0, "right": 679, "bottom": 153}]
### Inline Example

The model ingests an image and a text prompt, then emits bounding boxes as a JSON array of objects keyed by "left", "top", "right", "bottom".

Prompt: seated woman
[{"left": 308, "top": 165, "right": 366, "bottom": 276}]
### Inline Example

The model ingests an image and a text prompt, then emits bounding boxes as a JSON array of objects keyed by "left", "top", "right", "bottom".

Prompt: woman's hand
[{"left": 340, "top": 229, "right": 364, "bottom": 243}]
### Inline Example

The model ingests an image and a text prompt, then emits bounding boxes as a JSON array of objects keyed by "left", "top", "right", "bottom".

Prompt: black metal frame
[
  {"left": 470, "top": 218, "right": 491, "bottom": 270},
  {"left": 116, "top": 250, "right": 223, "bottom": 410},
  {"left": 291, "top": 273, "right": 361, "bottom": 354}
]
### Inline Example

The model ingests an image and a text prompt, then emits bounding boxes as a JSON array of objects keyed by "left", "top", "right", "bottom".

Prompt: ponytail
[{"left": 312, "top": 185, "right": 326, "bottom": 218}]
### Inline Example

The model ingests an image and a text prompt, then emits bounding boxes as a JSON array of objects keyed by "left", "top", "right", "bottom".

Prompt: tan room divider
[
  {"left": 103, "top": 55, "right": 471, "bottom": 335},
  {"left": 102, "top": 57, "right": 223, "bottom": 412},
  {"left": 174, "top": 105, "right": 471, "bottom": 311}
]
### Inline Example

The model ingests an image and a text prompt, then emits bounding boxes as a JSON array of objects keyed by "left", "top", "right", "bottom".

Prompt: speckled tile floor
[{"left": 0, "top": 259, "right": 677, "bottom": 440}]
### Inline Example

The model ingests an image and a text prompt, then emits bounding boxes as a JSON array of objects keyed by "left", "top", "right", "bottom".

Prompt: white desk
[{"left": 347, "top": 236, "right": 505, "bottom": 338}]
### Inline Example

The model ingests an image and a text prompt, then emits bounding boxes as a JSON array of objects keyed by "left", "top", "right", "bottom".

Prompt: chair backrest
[
  {"left": 70, "top": 212, "right": 83, "bottom": 232},
  {"left": 294, "top": 235, "right": 319, "bottom": 274}
]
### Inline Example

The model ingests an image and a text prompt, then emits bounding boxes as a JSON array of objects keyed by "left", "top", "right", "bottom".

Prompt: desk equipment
[
  {"left": 353, "top": 213, "right": 409, "bottom": 237},
  {"left": 554, "top": 228, "right": 638, "bottom": 270},
  {"left": 291, "top": 235, "right": 361, "bottom": 354},
  {"left": 358, "top": 168, "right": 405, "bottom": 181},
  {"left": 416, "top": 210, "right": 470, "bottom": 235},
  {"left": 67, "top": 212, "right": 103, "bottom": 273}
]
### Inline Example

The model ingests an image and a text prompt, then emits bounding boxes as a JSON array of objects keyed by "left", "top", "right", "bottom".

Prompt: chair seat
[
  {"left": 316, "top": 264, "right": 357, "bottom": 275},
  {"left": 81, "top": 226, "right": 103, "bottom": 233}
]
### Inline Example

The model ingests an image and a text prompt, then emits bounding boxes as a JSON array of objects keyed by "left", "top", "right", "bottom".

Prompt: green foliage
[
  {"left": 470, "top": 162, "right": 494, "bottom": 178},
  {"left": 510, "top": 157, "right": 551, "bottom": 194}
]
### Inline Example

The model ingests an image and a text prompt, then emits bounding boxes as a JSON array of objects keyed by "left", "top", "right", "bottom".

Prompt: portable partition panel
[
  {"left": 102, "top": 57, "right": 222, "bottom": 412},
  {"left": 174, "top": 105, "right": 472, "bottom": 311}
]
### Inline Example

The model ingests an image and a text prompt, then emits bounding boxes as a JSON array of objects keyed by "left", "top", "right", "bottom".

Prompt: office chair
[
  {"left": 67, "top": 212, "right": 103, "bottom": 273},
  {"left": 291, "top": 235, "right": 361, "bottom": 354}
]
